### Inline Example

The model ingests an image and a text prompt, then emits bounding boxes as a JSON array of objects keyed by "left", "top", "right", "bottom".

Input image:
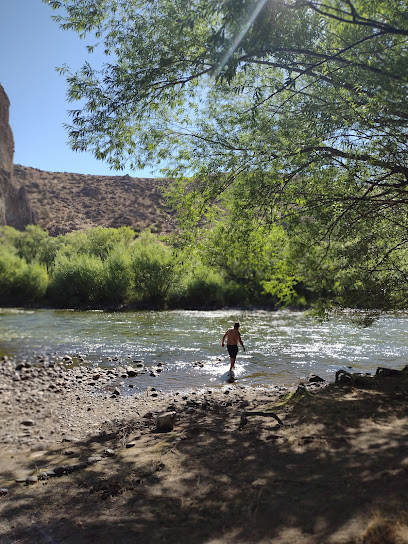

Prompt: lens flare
[{"left": 213, "top": 0, "right": 269, "bottom": 78}]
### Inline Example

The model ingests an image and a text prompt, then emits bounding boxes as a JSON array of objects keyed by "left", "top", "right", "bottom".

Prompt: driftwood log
[
  {"left": 240, "top": 411, "right": 284, "bottom": 429},
  {"left": 336, "top": 365, "right": 408, "bottom": 388},
  {"left": 375, "top": 366, "right": 408, "bottom": 377}
]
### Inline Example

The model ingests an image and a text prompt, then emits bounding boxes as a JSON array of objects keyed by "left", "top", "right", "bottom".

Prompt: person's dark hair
[{"left": 234, "top": 322, "right": 240, "bottom": 329}]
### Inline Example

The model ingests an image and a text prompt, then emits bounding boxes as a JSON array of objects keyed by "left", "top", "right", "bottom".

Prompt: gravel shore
[
  {"left": 1, "top": 355, "right": 408, "bottom": 544},
  {"left": 0, "top": 355, "right": 290, "bottom": 449}
]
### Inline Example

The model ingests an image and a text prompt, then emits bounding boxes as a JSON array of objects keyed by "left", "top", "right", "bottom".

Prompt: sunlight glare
[{"left": 213, "top": 0, "right": 269, "bottom": 78}]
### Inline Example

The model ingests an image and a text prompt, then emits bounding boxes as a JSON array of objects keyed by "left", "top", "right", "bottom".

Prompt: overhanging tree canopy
[
  {"left": 45, "top": 0, "right": 408, "bottom": 308},
  {"left": 46, "top": 0, "right": 408, "bottom": 207}
]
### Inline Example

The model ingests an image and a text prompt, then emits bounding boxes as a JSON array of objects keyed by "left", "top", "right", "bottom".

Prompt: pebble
[
  {"left": 20, "top": 419, "right": 35, "bottom": 426},
  {"left": 252, "top": 478, "right": 268, "bottom": 488},
  {"left": 87, "top": 456, "right": 103, "bottom": 464},
  {"left": 0, "top": 488, "right": 9, "bottom": 496},
  {"left": 0, "top": 353, "right": 287, "bottom": 489},
  {"left": 309, "top": 374, "right": 326, "bottom": 383}
]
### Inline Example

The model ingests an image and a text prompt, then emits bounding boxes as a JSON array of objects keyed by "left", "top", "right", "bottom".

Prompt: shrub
[
  {"left": 0, "top": 247, "right": 24, "bottom": 299},
  {"left": 62, "top": 226, "right": 135, "bottom": 260},
  {"left": 15, "top": 261, "right": 49, "bottom": 302},
  {"left": 0, "top": 247, "right": 48, "bottom": 303},
  {"left": 131, "top": 231, "right": 178, "bottom": 305},
  {"left": 16, "top": 225, "right": 50, "bottom": 263},
  {"left": 103, "top": 247, "right": 134, "bottom": 305},
  {"left": 49, "top": 253, "right": 105, "bottom": 307},
  {"left": 175, "top": 265, "right": 226, "bottom": 308},
  {"left": 36, "top": 235, "right": 66, "bottom": 270}
]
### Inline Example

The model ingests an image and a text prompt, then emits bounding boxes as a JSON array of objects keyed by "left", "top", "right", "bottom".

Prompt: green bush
[
  {"left": 174, "top": 264, "right": 226, "bottom": 308},
  {"left": 0, "top": 226, "right": 22, "bottom": 252},
  {"left": 0, "top": 224, "right": 314, "bottom": 309},
  {"left": 0, "top": 246, "right": 48, "bottom": 303},
  {"left": 61, "top": 226, "right": 135, "bottom": 260},
  {"left": 0, "top": 225, "right": 51, "bottom": 263},
  {"left": 15, "top": 225, "right": 50, "bottom": 263},
  {"left": 131, "top": 231, "right": 178, "bottom": 305},
  {"left": 0, "top": 247, "right": 24, "bottom": 298},
  {"left": 103, "top": 247, "right": 134, "bottom": 305},
  {"left": 49, "top": 253, "right": 105, "bottom": 307},
  {"left": 37, "top": 235, "right": 66, "bottom": 270},
  {"left": 14, "top": 261, "right": 49, "bottom": 302}
]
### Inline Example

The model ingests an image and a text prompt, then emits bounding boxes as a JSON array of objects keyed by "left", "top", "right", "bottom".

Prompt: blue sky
[{"left": 0, "top": 1, "right": 152, "bottom": 177}]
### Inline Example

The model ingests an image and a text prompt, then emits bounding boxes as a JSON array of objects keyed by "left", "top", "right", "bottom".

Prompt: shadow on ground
[{"left": 2, "top": 376, "right": 408, "bottom": 544}]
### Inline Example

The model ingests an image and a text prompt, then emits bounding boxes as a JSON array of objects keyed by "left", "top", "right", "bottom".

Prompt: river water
[{"left": 1, "top": 308, "right": 407, "bottom": 392}]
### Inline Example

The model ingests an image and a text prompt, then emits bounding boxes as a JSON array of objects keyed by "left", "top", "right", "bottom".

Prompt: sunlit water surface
[{"left": 1, "top": 308, "right": 408, "bottom": 392}]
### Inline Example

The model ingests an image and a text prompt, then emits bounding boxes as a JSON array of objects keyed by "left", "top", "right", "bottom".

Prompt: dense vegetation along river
[{"left": 1, "top": 309, "right": 408, "bottom": 393}]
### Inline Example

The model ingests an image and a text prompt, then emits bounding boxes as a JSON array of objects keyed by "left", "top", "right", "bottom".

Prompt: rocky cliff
[
  {"left": 0, "top": 84, "right": 35, "bottom": 229},
  {"left": 1, "top": 84, "right": 171, "bottom": 236}
]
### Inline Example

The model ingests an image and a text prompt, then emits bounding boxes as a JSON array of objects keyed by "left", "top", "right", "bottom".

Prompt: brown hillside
[{"left": 13, "top": 164, "right": 175, "bottom": 236}]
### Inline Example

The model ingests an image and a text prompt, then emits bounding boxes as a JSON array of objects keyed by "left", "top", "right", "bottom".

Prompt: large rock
[
  {"left": 155, "top": 411, "right": 176, "bottom": 432},
  {"left": 0, "top": 84, "right": 35, "bottom": 229}
]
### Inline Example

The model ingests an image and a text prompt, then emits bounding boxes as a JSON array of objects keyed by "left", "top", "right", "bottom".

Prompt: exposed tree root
[{"left": 240, "top": 411, "right": 284, "bottom": 429}]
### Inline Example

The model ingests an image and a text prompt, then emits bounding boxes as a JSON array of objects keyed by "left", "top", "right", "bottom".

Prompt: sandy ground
[{"left": 1, "top": 356, "right": 408, "bottom": 544}]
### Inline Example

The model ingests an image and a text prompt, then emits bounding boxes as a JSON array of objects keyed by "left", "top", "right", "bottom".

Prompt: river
[{"left": 1, "top": 308, "right": 407, "bottom": 392}]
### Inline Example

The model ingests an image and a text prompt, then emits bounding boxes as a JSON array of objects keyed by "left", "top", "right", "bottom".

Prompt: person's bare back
[
  {"left": 224, "top": 328, "right": 241, "bottom": 345},
  {"left": 222, "top": 322, "right": 245, "bottom": 371}
]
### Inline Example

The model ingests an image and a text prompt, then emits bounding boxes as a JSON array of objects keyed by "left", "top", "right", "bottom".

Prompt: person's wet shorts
[{"left": 227, "top": 345, "right": 238, "bottom": 358}]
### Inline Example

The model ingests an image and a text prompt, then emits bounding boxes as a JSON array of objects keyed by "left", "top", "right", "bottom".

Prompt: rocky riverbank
[
  {"left": 0, "top": 354, "right": 291, "bottom": 449},
  {"left": 1, "top": 355, "right": 408, "bottom": 544}
]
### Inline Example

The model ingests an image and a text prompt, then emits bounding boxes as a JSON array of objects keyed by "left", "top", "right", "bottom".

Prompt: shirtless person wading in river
[{"left": 222, "top": 322, "right": 245, "bottom": 371}]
